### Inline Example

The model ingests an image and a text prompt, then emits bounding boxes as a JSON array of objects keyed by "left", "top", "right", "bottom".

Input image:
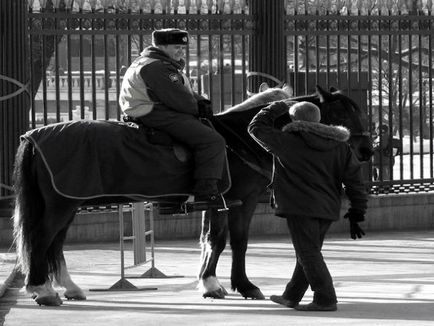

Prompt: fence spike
[
  {"left": 76, "top": 0, "right": 86, "bottom": 9},
  {"left": 185, "top": 0, "right": 191, "bottom": 11},
  {"left": 89, "top": 0, "right": 98, "bottom": 9},
  {"left": 160, "top": 0, "right": 168, "bottom": 12},
  {"left": 217, "top": 0, "right": 224, "bottom": 12},
  {"left": 345, "top": 0, "right": 353, "bottom": 14},
  {"left": 385, "top": 0, "right": 393, "bottom": 10},
  {"left": 228, "top": 0, "right": 235, "bottom": 12},
  {"left": 172, "top": 0, "right": 180, "bottom": 11},
  {"left": 239, "top": 0, "right": 247, "bottom": 12},
  {"left": 63, "top": 0, "right": 73, "bottom": 8},
  {"left": 206, "top": 0, "right": 213, "bottom": 11},
  {"left": 52, "top": 0, "right": 61, "bottom": 8},
  {"left": 149, "top": 0, "right": 156, "bottom": 10},
  {"left": 325, "top": 0, "right": 332, "bottom": 12}
]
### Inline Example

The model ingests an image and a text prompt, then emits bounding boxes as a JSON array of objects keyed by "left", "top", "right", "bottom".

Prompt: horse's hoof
[
  {"left": 64, "top": 289, "right": 86, "bottom": 301},
  {"left": 34, "top": 293, "right": 63, "bottom": 306},
  {"left": 203, "top": 288, "right": 226, "bottom": 299},
  {"left": 240, "top": 288, "right": 265, "bottom": 300}
]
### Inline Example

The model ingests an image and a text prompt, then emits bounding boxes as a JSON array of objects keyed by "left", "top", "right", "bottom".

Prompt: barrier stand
[
  {"left": 128, "top": 202, "right": 175, "bottom": 278},
  {"left": 89, "top": 203, "right": 160, "bottom": 292}
]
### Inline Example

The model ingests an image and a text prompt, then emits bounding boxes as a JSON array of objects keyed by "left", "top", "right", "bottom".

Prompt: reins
[
  {"left": 342, "top": 97, "right": 371, "bottom": 138},
  {"left": 226, "top": 146, "right": 272, "bottom": 180},
  {"left": 211, "top": 117, "right": 272, "bottom": 181}
]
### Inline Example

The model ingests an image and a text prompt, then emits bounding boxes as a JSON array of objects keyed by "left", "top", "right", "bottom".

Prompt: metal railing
[
  {"left": 284, "top": 4, "right": 434, "bottom": 194},
  {"left": 27, "top": 1, "right": 253, "bottom": 126},
  {"left": 25, "top": 0, "right": 434, "bottom": 195}
]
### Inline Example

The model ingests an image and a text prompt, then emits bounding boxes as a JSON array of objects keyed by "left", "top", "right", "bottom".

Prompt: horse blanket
[{"left": 23, "top": 120, "right": 231, "bottom": 203}]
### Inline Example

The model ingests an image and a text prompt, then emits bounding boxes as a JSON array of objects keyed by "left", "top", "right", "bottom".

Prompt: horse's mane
[{"left": 221, "top": 88, "right": 290, "bottom": 114}]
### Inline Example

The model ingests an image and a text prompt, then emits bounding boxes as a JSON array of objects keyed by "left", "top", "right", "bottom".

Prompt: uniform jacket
[
  {"left": 119, "top": 46, "right": 202, "bottom": 118},
  {"left": 248, "top": 101, "right": 368, "bottom": 221}
]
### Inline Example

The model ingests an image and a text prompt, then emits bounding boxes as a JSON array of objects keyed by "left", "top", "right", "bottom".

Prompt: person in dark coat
[
  {"left": 248, "top": 100, "right": 368, "bottom": 311},
  {"left": 372, "top": 124, "right": 393, "bottom": 181},
  {"left": 119, "top": 28, "right": 227, "bottom": 206}
]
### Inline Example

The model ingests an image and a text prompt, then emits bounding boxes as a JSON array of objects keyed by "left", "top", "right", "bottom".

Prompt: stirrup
[
  {"left": 217, "top": 194, "right": 229, "bottom": 212},
  {"left": 182, "top": 195, "right": 242, "bottom": 212}
]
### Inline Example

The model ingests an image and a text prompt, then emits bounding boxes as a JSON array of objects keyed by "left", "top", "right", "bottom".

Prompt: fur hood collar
[{"left": 282, "top": 121, "right": 350, "bottom": 151}]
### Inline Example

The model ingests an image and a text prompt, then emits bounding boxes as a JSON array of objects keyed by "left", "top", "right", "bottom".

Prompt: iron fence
[
  {"left": 25, "top": 0, "right": 434, "bottom": 195},
  {"left": 284, "top": 2, "right": 434, "bottom": 194}
]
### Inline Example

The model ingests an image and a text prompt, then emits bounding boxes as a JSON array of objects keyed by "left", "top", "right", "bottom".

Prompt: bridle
[{"left": 322, "top": 97, "right": 371, "bottom": 138}]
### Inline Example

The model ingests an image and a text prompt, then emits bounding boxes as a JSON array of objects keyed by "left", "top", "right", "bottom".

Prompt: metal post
[
  {"left": 0, "top": 0, "right": 30, "bottom": 205},
  {"left": 118, "top": 204, "right": 125, "bottom": 279},
  {"left": 249, "top": 0, "right": 286, "bottom": 91},
  {"left": 89, "top": 203, "right": 157, "bottom": 291},
  {"left": 132, "top": 202, "right": 146, "bottom": 265},
  {"left": 147, "top": 203, "right": 155, "bottom": 269}
]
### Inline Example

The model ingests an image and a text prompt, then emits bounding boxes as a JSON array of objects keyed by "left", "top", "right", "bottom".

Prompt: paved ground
[{"left": 1, "top": 230, "right": 434, "bottom": 326}]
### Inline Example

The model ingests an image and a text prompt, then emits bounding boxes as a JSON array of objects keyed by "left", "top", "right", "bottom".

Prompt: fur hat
[{"left": 152, "top": 28, "right": 189, "bottom": 45}]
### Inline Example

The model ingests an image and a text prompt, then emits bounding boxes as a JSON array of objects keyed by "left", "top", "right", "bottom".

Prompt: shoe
[
  {"left": 294, "top": 302, "right": 337, "bottom": 311},
  {"left": 270, "top": 295, "right": 298, "bottom": 308}
]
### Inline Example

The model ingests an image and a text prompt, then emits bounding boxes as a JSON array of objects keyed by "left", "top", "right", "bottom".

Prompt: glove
[
  {"left": 349, "top": 221, "right": 365, "bottom": 240},
  {"left": 344, "top": 209, "right": 366, "bottom": 240},
  {"left": 343, "top": 208, "right": 365, "bottom": 223},
  {"left": 198, "top": 99, "right": 213, "bottom": 120},
  {"left": 266, "top": 101, "right": 291, "bottom": 117}
]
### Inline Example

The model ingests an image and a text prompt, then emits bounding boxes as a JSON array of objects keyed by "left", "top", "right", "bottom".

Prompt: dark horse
[{"left": 12, "top": 85, "right": 373, "bottom": 306}]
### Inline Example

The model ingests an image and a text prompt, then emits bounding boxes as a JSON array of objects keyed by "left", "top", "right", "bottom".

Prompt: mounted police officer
[{"left": 119, "top": 28, "right": 227, "bottom": 207}]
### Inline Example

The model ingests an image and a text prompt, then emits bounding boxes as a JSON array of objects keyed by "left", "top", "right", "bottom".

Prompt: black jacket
[
  {"left": 248, "top": 101, "right": 368, "bottom": 220},
  {"left": 140, "top": 46, "right": 202, "bottom": 115}
]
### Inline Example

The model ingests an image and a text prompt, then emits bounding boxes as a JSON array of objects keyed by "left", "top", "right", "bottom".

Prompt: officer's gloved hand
[
  {"left": 344, "top": 208, "right": 366, "bottom": 240},
  {"left": 198, "top": 99, "right": 213, "bottom": 120}
]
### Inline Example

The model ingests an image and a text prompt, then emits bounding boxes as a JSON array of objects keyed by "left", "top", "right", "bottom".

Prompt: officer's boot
[{"left": 192, "top": 179, "right": 241, "bottom": 210}]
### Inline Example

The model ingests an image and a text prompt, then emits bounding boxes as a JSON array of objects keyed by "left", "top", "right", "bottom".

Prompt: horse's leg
[
  {"left": 51, "top": 228, "right": 86, "bottom": 301},
  {"left": 198, "top": 209, "right": 229, "bottom": 299},
  {"left": 229, "top": 194, "right": 265, "bottom": 300},
  {"left": 27, "top": 158, "right": 81, "bottom": 306},
  {"left": 26, "top": 215, "right": 65, "bottom": 306}
]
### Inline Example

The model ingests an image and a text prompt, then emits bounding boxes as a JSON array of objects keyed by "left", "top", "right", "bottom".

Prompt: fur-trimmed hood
[{"left": 282, "top": 121, "right": 350, "bottom": 151}]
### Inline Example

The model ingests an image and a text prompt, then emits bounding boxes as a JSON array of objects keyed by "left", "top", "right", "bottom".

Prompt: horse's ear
[
  {"left": 259, "top": 82, "right": 269, "bottom": 93},
  {"left": 329, "top": 86, "right": 338, "bottom": 93},
  {"left": 315, "top": 84, "right": 332, "bottom": 102},
  {"left": 282, "top": 83, "right": 294, "bottom": 96}
]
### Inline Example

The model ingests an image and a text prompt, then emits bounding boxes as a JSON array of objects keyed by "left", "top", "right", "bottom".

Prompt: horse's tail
[{"left": 13, "top": 139, "right": 43, "bottom": 276}]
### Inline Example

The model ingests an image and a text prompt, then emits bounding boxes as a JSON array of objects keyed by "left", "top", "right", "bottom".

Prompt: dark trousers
[
  {"left": 139, "top": 108, "right": 226, "bottom": 180},
  {"left": 283, "top": 216, "right": 337, "bottom": 305}
]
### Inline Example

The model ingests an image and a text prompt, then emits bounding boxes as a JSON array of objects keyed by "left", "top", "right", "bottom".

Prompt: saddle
[
  {"left": 123, "top": 115, "right": 174, "bottom": 146},
  {"left": 123, "top": 115, "right": 191, "bottom": 163},
  {"left": 121, "top": 115, "right": 240, "bottom": 212}
]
